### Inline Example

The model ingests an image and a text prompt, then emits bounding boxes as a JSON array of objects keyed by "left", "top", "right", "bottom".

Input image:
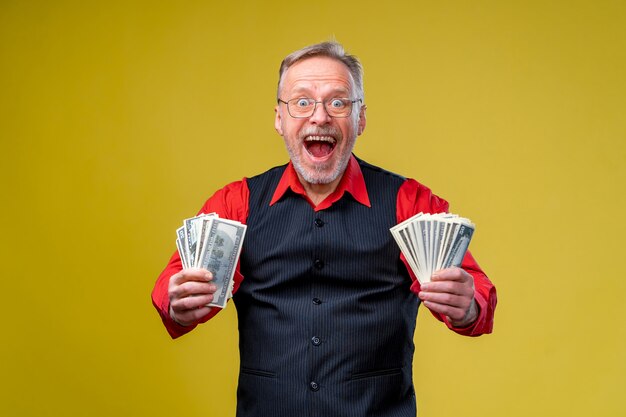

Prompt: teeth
[{"left": 305, "top": 135, "right": 336, "bottom": 143}]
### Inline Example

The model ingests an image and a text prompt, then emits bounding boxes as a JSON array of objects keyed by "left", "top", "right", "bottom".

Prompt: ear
[
  {"left": 357, "top": 104, "right": 367, "bottom": 136},
  {"left": 274, "top": 105, "right": 284, "bottom": 136}
]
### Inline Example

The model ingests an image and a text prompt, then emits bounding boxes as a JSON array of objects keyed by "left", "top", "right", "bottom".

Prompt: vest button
[
  {"left": 310, "top": 381, "right": 319, "bottom": 391},
  {"left": 311, "top": 336, "right": 321, "bottom": 346},
  {"left": 314, "top": 259, "right": 324, "bottom": 269},
  {"left": 312, "top": 298, "right": 322, "bottom": 305},
  {"left": 314, "top": 218, "right": 324, "bottom": 227}
]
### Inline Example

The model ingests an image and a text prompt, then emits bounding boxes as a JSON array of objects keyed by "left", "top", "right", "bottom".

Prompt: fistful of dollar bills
[
  {"left": 390, "top": 212, "right": 475, "bottom": 284},
  {"left": 176, "top": 213, "right": 247, "bottom": 309}
]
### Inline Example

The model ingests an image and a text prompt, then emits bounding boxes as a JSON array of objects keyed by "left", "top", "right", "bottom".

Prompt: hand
[
  {"left": 418, "top": 267, "right": 478, "bottom": 328},
  {"left": 168, "top": 268, "right": 216, "bottom": 326}
]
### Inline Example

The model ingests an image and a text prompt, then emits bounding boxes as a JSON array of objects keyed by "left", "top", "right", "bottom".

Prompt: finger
[
  {"left": 431, "top": 267, "right": 471, "bottom": 282},
  {"left": 171, "top": 293, "right": 215, "bottom": 313},
  {"left": 172, "top": 306, "right": 213, "bottom": 326},
  {"left": 169, "top": 281, "right": 217, "bottom": 301},
  {"left": 170, "top": 268, "right": 213, "bottom": 286},
  {"left": 419, "top": 280, "right": 472, "bottom": 296},
  {"left": 421, "top": 300, "right": 467, "bottom": 322},
  {"left": 418, "top": 291, "right": 469, "bottom": 309}
]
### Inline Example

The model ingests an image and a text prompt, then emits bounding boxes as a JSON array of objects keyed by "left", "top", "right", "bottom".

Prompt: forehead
[{"left": 281, "top": 56, "right": 355, "bottom": 96}]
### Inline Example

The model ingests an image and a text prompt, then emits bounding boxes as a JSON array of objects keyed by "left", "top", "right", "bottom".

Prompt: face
[{"left": 275, "top": 56, "right": 366, "bottom": 186}]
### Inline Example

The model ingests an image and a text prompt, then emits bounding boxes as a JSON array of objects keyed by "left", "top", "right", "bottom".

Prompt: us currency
[
  {"left": 184, "top": 216, "right": 203, "bottom": 267},
  {"left": 193, "top": 216, "right": 215, "bottom": 267},
  {"left": 175, "top": 213, "right": 246, "bottom": 309},
  {"left": 196, "top": 218, "right": 246, "bottom": 308},
  {"left": 176, "top": 226, "right": 190, "bottom": 268},
  {"left": 181, "top": 213, "right": 217, "bottom": 268},
  {"left": 390, "top": 212, "right": 475, "bottom": 284},
  {"left": 446, "top": 223, "right": 474, "bottom": 268}
]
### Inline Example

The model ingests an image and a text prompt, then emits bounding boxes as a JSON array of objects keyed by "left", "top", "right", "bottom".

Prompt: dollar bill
[
  {"left": 447, "top": 223, "right": 474, "bottom": 268},
  {"left": 390, "top": 212, "right": 475, "bottom": 284},
  {"left": 182, "top": 213, "right": 218, "bottom": 268},
  {"left": 197, "top": 218, "right": 246, "bottom": 308},
  {"left": 175, "top": 213, "right": 246, "bottom": 309},
  {"left": 184, "top": 216, "right": 203, "bottom": 267},
  {"left": 176, "top": 226, "right": 190, "bottom": 268}
]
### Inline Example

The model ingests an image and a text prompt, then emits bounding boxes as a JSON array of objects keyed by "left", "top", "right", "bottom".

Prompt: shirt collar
[{"left": 269, "top": 154, "right": 371, "bottom": 211}]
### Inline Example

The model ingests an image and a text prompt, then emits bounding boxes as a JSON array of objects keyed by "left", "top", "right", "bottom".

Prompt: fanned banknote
[
  {"left": 176, "top": 213, "right": 246, "bottom": 308},
  {"left": 390, "top": 213, "right": 475, "bottom": 284}
]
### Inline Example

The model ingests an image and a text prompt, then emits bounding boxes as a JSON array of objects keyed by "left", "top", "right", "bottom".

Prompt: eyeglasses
[{"left": 277, "top": 97, "right": 362, "bottom": 118}]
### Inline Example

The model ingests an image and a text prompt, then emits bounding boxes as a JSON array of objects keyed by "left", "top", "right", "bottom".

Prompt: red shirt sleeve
[
  {"left": 396, "top": 178, "right": 497, "bottom": 336},
  {"left": 151, "top": 179, "right": 250, "bottom": 339}
]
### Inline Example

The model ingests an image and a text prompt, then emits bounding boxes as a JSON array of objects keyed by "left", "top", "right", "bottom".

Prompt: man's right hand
[{"left": 168, "top": 268, "right": 216, "bottom": 326}]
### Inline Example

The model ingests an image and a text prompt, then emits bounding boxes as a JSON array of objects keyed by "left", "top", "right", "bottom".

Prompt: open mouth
[{"left": 304, "top": 135, "right": 336, "bottom": 159}]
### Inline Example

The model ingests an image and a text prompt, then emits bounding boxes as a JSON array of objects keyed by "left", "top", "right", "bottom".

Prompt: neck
[{"left": 299, "top": 175, "right": 342, "bottom": 206}]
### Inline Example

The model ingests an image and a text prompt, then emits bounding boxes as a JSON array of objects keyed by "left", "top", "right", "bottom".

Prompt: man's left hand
[{"left": 418, "top": 267, "right": 478, "bottom": 328}]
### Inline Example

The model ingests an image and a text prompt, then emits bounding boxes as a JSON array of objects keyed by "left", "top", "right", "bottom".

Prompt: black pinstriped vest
[{"left": 235, "top": 158, "right": 419, "bottom": 417}]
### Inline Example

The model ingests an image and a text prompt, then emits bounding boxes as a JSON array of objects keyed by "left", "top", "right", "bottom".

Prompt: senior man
[{"left": 152, "top": 41, "right": 497, "bottom": 417}]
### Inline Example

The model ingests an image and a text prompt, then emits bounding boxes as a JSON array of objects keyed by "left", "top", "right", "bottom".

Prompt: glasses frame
[{"left": 277, "top": 97, "right": 363, "bottom": 119}]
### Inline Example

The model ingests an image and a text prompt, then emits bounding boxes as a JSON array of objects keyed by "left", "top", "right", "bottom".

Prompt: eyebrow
[{"left": 289, "top": 86, "right": 351, "bottom": 97}]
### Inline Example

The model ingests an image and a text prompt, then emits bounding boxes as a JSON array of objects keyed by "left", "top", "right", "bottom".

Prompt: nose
[{"left": 308, "top": 101, "right": 332, "bottom": 124}]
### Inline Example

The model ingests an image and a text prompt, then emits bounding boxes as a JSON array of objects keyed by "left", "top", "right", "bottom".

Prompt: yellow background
[{"left": 1, "top": 1, "right": 625, "bottom": 416}]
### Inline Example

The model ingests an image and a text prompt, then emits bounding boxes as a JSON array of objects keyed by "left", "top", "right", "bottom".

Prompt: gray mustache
[{"left": 299, "top": 126, "right": 341, "bottom": 139}]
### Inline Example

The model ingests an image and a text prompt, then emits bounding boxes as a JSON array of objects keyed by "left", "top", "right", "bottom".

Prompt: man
[{"left": 152, "top": 41, "right": 497, "bottom": 417}]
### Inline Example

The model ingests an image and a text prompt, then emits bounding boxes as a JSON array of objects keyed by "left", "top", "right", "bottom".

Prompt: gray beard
[
  {"left": 286, "top": 141, "right": 354, "bottom": 185},
  {"left": 284, "top": 123, "right": 357, "bottom": 185}
]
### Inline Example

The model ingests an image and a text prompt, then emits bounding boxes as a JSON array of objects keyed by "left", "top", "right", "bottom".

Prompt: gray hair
[{"left": 277, "top": 41, "right": 364, "bottom": 102}]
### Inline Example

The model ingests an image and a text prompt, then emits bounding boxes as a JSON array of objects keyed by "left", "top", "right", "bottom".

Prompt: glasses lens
[
  {"left": 325, "top": 99, "right": 352, "bottom": 117},
  {"left": 288, "top": 98, "right": 315, "bottom": 117}
]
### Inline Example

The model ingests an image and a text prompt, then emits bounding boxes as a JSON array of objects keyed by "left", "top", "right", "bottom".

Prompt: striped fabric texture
[{"left": 235, "top": 159, "right": 419, "bottom": 417}]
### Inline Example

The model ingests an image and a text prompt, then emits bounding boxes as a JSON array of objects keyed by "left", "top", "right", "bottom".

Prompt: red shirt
[{"left": 152, "top": 155, "right": 497, "bottom": 339}]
